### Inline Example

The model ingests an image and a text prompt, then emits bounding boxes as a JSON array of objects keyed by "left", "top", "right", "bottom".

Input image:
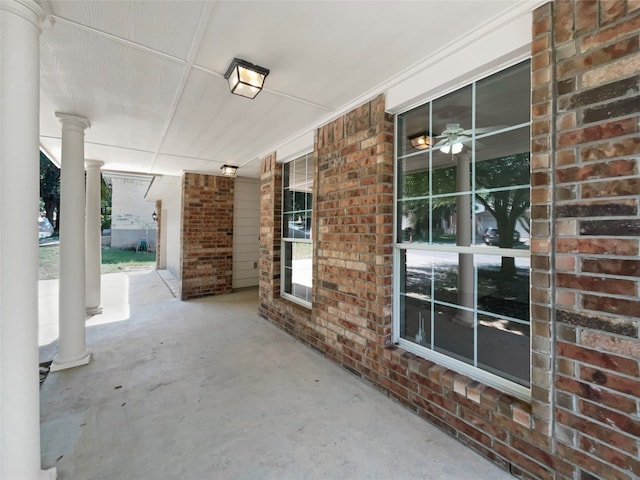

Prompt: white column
[
  {"left": 456, "top": 154, "right": 474, "bottom": 326},
  {"left": 85, "top": 160, "right": 104, "bottom": 315},
  {"left": 0, "top": 2, "right": 56, "bottom": 479},
  {"left": 50, "top": 113, "right": 91, "bottom": 372}
]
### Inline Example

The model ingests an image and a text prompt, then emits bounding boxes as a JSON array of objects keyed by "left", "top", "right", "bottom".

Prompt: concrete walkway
[{"left": 39, "top": 270, "right": 514, "bottom": 479}]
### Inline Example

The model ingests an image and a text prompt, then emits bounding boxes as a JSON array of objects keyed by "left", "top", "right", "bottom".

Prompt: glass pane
[
  {"left": 476, "top": 254, "right": 530, "bottom": 322},
  {"left": 478, "top": 187, "right": 530, "bottom": 249},
  {"left": 475, "top": 127, "right": 530, "bottom": 181},
  {"left": 431, "top": 85, "right": 472, "bottom": 158},
  {"left": 433, "top": 304, "right": 474, "bottom": 365},
  {"left": 398, "top": 103, "right": 430, "bottom": 159},
  {"left": 283, "top": 189, "right": 294, "bottom": 214},
  {"left": 402, "top": 298, "right": 432, "bottom": 348},
  {"left": 431, "top": 164, "right": 458, "bottom": 196},
  {"left": 398, "top": 159, "right": 430, "bottom": 199},
  {"left": 283, "top": 241, "right": 312, "bottom": 302},
  {"left": 400, "top": 249, "right": 433, "bottom": 347},
  {"left": 289, "top": 156, "right": 308, "bottom": 189},
  {"left": 477, "top": 315, "right": 530, "bottom": 387},
  {"left": 476, "top": 60, "right": 531, "bottom": 132},
  {"left": 404, "top": 249, "right": 433, "bottom": 299},
  {"left": 433, "top": 251, "right": 475, "bottom": 309},
  {"left": 431, "top": 194, "right": 473, "bottom": 246}
]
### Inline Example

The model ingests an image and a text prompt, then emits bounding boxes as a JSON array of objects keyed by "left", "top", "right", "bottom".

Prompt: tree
[
  {"left": 401, "top": 151, "right": 530, "bottom": 276},
  {"left": 39, "top": 152, "right": 60, "bottom": 232},
  {"left": 475, "top": 152, "right": 530, "bottom": 276}
]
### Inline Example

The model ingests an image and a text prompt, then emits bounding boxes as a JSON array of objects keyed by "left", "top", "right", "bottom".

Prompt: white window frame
[
  {"left": 281, "top": 153, "right": 313, "bottom": 308},
  {"left": 392, "top": 60, "right": 532, "bottom": 401}
]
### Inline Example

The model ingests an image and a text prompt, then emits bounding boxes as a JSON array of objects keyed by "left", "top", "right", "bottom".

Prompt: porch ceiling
[{"left": 38, "top": 0, "right": 524, "bottom": 179}]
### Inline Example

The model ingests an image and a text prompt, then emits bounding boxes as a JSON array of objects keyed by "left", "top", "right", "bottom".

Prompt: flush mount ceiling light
[
  {"left": 223, "top": 58, "right": 270, "bottom": 99},
  {"left": 408, "top": 131, "right": 432, "bottom": 150},
  {"left": 221, "top": 164, "right": 238, "bottom": 177}
]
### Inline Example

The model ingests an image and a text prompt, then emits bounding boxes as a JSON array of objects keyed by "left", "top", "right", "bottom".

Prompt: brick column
[
  {"left": 540, "top": 1, "right": 640, "bottom": 479},
  {"left": 180, "top": 173, "right": 234, "bottom": 300},
  {"left": 313, "top": 94, "right": 395, "bottom": 376}
]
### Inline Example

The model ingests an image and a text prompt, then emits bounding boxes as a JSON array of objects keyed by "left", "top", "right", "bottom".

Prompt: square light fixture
[
  {"left": 223, "top": 58, "right": 270, "bottom": 99},
  {"left": 408, "top": 131, "right": 431, "bottom": 150},
  {"left": 221, "top": 164, "right": 238, "bottom": 177}
]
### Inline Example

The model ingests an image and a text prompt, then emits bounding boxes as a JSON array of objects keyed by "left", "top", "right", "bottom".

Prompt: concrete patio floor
[{"left": 39, "top": 270, "right": 514, "bottom": 479}]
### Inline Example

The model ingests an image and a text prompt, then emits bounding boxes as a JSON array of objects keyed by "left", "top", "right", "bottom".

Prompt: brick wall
[
  {"left": 180, "top": 172, "right": 234, "bottom": 300},
  {"left": 536, "top": 1, "right": 640, "bottom": 478},
  {"left": 258, "top": 4, "right": 640, "bottom": 478}
]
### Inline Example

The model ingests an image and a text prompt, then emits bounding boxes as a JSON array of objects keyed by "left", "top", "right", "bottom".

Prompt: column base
[
  {"left": 41, "top": 467, "right": 57, "bottom": 479},
  {"left": 86, "top": 305, "right": 103, "bottom": 316},
  {"left": 50, "top": 349, "right": 92, "bottom": 372}
]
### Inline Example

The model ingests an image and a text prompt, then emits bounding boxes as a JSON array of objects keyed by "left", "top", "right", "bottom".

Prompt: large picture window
[
  {"left": 282, "top": 153, "right": 313, "bottom": 305},
  {"left": 394, "top": 60, "right": 531, "bottom": 397}
]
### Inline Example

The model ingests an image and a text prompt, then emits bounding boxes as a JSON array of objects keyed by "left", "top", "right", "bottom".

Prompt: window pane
[
  {"left": 477, "top": 315, "right": 530, "bottom": 387},
  {"left": 432, "top": 85, "right": 472, "bottom": 157},
  {"left": 283, "top": 241, "right": 312, "bottom": 302},
  {"left": 433, "top": 303, "right": 474, "bottom": 366},
  {"left": 400, "top": 249, "right": 432, "bottom": 347},
  {"left": 476, "top": 60, "right": 530, "bottom": 132},
  {"left": 476, "top": 254, "right": 530, "bottom": 322},
  {"left": 398, "top": 103, "right": 430, "bottom": 160}
]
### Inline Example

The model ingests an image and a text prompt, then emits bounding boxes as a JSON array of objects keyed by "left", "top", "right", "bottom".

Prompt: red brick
[
  {"left": 600, "top": 0, "right": 627, "bottom": 25},
  {"left": 581, "top": 331, "right": 640, "bottom": 357},
  {"left": 558, "top": 342, "right": 639, "bottom": 376},
  {"left": 580, "top": 366, "right": 640, "bottom": 397},
  {"left": 556, "top": 117, "right": 638, "bottom": 148},
  {"left": 556, "top": 441, "right": 632, "bottom": 480},
  {"left": 555, "top": 238, "right": 638, "bottom": 255},
  {"left": 579, "top": 399, "right": 640, "bottom": 437},
  {"left": 557, "top": 408, "right": 639, "bottom": 455},
  {"left": 576, "top": 0, "right": 598, "bottom": 33},
  {"left": 582, "top": 293, "right": 640, "bottom": 318},
  {"left": 581, "top": 137, "right": 640, "bottom": 161},
  {"left": 556, "top": 272, "right": 637, "bottom": 296},
  {"left": 579, "top": 435, "right": 640, "bottom": 476},
  {"left": 556, "top": 375, "right": 638, "bottom": 414},
  {"left": 558, "top": 37, "right": 639, "bottom": 78},
  {"left": 581, "top": 12, "right": 640, "bottom": 51},
  {"left": 554, "top": 0, "right": 575, "bottom": 44}
]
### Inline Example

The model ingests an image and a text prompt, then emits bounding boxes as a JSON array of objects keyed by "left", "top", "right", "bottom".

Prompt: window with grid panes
[
  {"left": 394, "top": 60, "right": 531, "bottom": 398},
  {"left": 282, "top": 153, "right": 313, "bottom": 305}
]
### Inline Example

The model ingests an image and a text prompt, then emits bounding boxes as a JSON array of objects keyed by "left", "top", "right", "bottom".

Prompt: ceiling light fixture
[
  {"left": 408, "top": 131, "right": 431, "bottom": 150},
  {"left": 221, "top": 164, "right": 238, "bottom": 177},
  {"left": 223, "top": 58, "right": 270, "bottom": 99},
  {"left": 440, "top": 143, "right": 463, "bottom": 155}
]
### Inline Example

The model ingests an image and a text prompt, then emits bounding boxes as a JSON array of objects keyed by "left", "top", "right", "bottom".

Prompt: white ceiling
[{"left": 38, "top": 0, "right": 528, "bottom": 179}]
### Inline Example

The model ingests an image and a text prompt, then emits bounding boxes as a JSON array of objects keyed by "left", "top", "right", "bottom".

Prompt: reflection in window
[
  {"left": 395, "top": 60, "right": 531, "bottom": 391},
  {"left": 282, "top": 153, "right": 313, "bottom": 304}
]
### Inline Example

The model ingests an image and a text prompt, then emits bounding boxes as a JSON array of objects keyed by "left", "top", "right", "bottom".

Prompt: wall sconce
[
  {"left": 221, "top": 164, "right": 238, "bottom": 177},
  {"left": 223, "top": 58, "right": 270, "bottom": 99},
  {"left": 152, "top": 211, "right": 158, "bottom": 222},
  {"left": 408, "top": 132, "right": 431, "bottom": 150}
]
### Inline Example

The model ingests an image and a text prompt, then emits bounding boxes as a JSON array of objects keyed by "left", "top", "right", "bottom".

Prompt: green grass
[{"left": 39, "top": 244, "right": 156, "bottom": 280}]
